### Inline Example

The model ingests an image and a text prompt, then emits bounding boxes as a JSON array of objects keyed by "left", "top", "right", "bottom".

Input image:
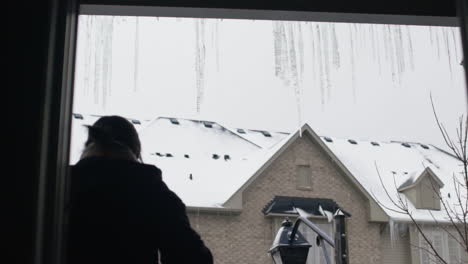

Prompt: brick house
[{"left": 71, "top": 115, "right": 467, "bottom": 264}]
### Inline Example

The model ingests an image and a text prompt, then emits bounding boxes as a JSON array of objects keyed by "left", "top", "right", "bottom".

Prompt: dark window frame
[{"left": 36, "top": 1, "right": 467, "bottom": 264}]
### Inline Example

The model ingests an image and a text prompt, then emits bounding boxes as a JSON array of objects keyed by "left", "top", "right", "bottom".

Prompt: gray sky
[{"left": 73, "top": 16, "right": 467, "bottom": 150}]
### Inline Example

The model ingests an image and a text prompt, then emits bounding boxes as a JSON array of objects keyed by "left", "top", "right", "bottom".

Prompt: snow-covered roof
[
  {"left": 229, "top": 128, "right": 289, "bottom": 149},
  {"left": 138, "top": 117, "right": 261, "bottom": 160},
  {"left": 70, "top": 115, "right": 461, "bottom": 222},
  {"left": 321, "top": 136, "right": 461, "bottom": 222}
]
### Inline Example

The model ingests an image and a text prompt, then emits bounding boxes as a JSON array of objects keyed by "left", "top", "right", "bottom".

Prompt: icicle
[
  {"left": 331, "top": 24, "right": 340, "bottom": 69},
  {"left": 385, "top": 25, "right": 397, "bottom": 84},
  {"left": 194, "top": 20, "right": 206, "bottom": 113},
  {"left": 451, "top": 27, "right": 460, "bottom": 63},
  {"left": 297, "top": 23, "right": 305, "bottom": 82},
  {"left": 322, "top": 24, "right": 331, "bottom": 101},
  {"left": 405, "top": 26, "right": 415, "bottom": 71},
  {"left": 133, "top": 17, "right": 139, "bottom": 92},
  {"left": 388, "top": 218, "right": 397, "bottom": 247},
  {"left": 348, "top": 24, "right": 356, "bottom": 101},
  {"left": 93, "top": 16, "right": 102, "bottom": 106},
  {"left": 429, "top": 27, "right": 434, "bottom": 46},
  {"left": 286, "top": 22, "right": 302, "bottom": 130},
  {"left": 396, "top": 27, "right": 405, "bottom": 77},
  {"left": 435, "top": 27, "right": 441, "bottom": 60},
  {"left": 101, "top": 17, "right": 114, "bottom": 107},
  {"left": 443, "top": 29, "right": 453, "bottom": 78},
  {"left": 371, "top": 24, "right": 382, "bottom": 75},
  {"left": 273, "top": 22, "right": 282, "bottom": 77},
  {"left": 84, "top": 16, "right": 92, "bottom": 97},
  {"left": 214, "top": 20, "right": 220, "bottom": 72},
  {"left": 309, "top": 23, "right": 317, "bottom": 80},
  {"left": 317, "top": 24, "right": 326, "bottom": 106}
]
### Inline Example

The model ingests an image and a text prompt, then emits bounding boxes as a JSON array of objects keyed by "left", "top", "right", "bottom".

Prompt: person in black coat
[{"left": 67, "top": 115, "right": 213, "bottom": 264}]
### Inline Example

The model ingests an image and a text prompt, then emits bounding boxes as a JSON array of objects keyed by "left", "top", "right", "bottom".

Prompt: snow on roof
[
  {"left": 70, "top": 115, "right": 461, "bottom": 222},
  {"left": 138, "top": 117, "right": 261, "bottom": 160},
  {"left": 229, "top": 128, "right": 289, "bottom": 149},
  {"left": 321, "top": 137, "right": 461, "bottom": 222},
  {"left": 137, "top": 117, "right": 289, "bottom": 207}
]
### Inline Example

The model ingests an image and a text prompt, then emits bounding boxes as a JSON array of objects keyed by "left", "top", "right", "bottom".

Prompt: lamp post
[
  {"left": 269, "top": 218, "right": 312, "bottom": 264},
  {"left": 269, "top": 208, "right": 349, "bottom": 264}
]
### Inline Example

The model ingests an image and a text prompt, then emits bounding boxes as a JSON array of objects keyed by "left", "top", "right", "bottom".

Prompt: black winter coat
[{"left": 67, "top": 157, "right": 213, "bottom": 264}]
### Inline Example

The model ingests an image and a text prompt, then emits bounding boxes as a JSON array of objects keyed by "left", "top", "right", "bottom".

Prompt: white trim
[{"left": 79, "top": 5, "right": 459, "bottom": 26}]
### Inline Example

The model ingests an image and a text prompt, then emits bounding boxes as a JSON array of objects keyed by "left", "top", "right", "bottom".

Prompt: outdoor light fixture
[
  {"left": 269, "top": 218, "right": 311, "bottom": 264},
  {"left": 269, "top": 208, "right": 349, "bottom": 264}
]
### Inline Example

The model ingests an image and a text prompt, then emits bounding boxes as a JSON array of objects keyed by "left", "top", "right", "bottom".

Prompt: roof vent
[
  {"left": 420, "top": 144, "right": 429, "bottom": 149},
  {"left": 203, "top": 121, "right": 214, "bottom": 128},
  {"left": 184, "top": 154, "right": 190, "bottom": 158},
  {"left": 169, "top": 118, "right": 179, "bottom": 125},
  {"left": 155, "top": 152, "right": 163, "bottom": 156},
  {"left": 401, "top": 143, "right": 411, "bottom": 148},
  {"left": 166, "top": 153, "right": 173, "bottom": 157},
  {"left": 131, "top": 119, "right": 141, "bottom": 125},
  {"left": 261, "top": 131, "right": 272, "bottom": 137},
  {"left": 224, "top": 154, "right": 230, "bottom": 161},
  {"left": 371, "top": 142, "right": 380, "bottom": 146},
  {"left": 324, "top": 137, "right": 333, "bottom": 143},
  {"left": 73, "top": 113, "right": 83, "bottom": 119},
  {"left": 237, "top": 128, "right": 246, "bottom": 134},
  {"left": 212, "top": 154, "right": 219, "bottom": 160},
  {"left": 348, "top": 139, "right": 357, "bottom": 145}
]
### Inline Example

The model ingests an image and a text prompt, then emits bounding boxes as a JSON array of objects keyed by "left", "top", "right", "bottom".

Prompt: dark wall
[{"left": 10, "top": 0, "right": 54, "bottom": 263}]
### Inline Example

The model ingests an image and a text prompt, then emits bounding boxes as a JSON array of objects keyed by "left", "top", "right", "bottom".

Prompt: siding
[{"left": 381, "top": 226, "right": 411, "bottom": 264}]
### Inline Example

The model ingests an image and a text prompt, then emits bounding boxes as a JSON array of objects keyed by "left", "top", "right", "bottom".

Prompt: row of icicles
[{"left": 79, "top": 17, "right": 461, "bottom": 128}]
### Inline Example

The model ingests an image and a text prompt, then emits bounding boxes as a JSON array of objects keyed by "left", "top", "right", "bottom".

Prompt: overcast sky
[{"left": 73, "top": 16, "right": 467, "bottom": 150}]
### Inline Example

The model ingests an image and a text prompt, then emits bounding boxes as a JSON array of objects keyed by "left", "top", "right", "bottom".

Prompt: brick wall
[{"left": 188, "top": 136, "right": 383, "bottom": 264}]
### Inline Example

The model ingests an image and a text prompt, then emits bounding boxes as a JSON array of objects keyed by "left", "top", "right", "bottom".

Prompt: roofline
[
  {"left": 186, "top": 206, "right": 242, "bottom": 214},
  {"left": 223, "top": 123, "right": 389, "bottom": 221}
]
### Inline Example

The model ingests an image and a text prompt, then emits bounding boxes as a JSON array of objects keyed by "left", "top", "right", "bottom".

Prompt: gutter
[{"left": 187, "top": 206, "right": 242, "bottom": 215}]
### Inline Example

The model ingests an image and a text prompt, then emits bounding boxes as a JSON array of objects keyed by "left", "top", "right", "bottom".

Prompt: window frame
[
  {"left": 418, "top": 227, "right": 463, "bottom": 264},
  {"left": 37, "top": 2, "right": 468, "bottom": 264}
]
